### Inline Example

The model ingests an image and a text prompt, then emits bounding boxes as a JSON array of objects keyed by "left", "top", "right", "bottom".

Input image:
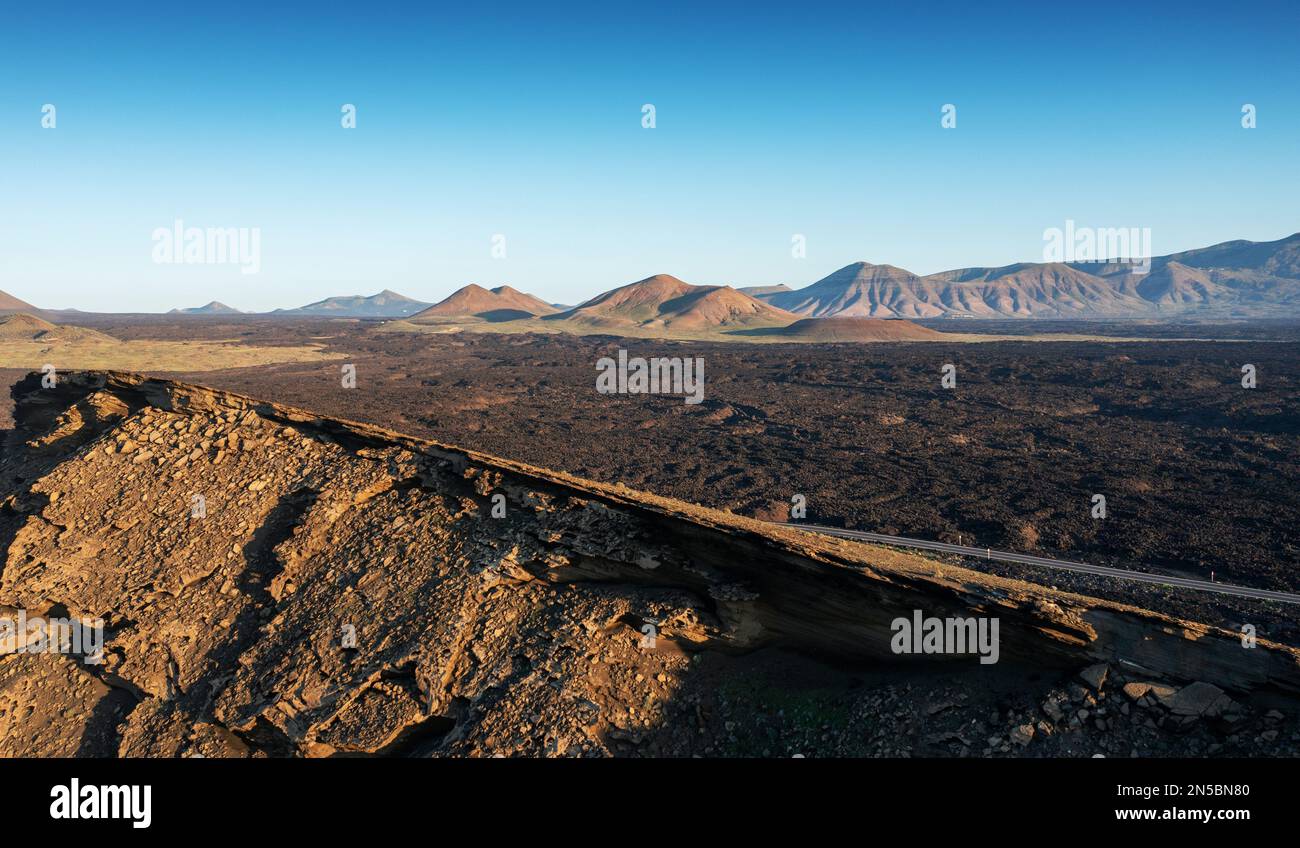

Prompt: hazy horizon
[{"left": 14, "top": 227, "right": 1300, "bottom": 315}]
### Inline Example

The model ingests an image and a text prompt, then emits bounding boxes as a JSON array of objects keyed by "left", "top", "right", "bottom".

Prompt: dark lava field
[{"left": 8, "top": 318, "right": 1298, "bottom": 623}]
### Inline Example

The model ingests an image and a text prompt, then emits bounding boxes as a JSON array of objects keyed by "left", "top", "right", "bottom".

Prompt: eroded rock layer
[{"left": 1, "top": 371, "right": 1297, "bottom": 757}]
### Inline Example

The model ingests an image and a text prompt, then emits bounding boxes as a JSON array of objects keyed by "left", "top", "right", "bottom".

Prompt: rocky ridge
[{"left": 0, "top": 371, "right": 1296, "bottom": 757}]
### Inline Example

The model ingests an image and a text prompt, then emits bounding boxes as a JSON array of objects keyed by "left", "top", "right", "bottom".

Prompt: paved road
[{"left": 774, "top": 522, "right": 1300, "bottom": 605}]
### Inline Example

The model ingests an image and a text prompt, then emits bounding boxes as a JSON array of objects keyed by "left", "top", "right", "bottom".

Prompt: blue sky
[{"left": 1, "top": 0, "right": 1297, "bottom": 312}]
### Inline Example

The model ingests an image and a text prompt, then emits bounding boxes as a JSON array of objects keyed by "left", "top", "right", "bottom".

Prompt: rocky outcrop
[{"left": 1, "top": 371, "right": 1297, "bottom": 757}]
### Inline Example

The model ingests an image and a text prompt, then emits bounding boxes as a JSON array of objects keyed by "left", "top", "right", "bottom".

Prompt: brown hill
[
  {"left": 0, "top": 313, "right": 116, "bottom": 343},
  {"left": 413, "top": 284, "right": 557, "bottom": 321},
  {"left": 548, "top": 274, "right": 797, "bottom": 330},
  {"left": 0, "top": 313, "right": 59, "bottom": 338},
  {"left": 775, "top": 317, "right": 947, "bottom": 341}
]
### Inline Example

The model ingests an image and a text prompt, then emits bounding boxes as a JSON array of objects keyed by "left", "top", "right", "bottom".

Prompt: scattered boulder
[
  {"left": 1079, "top": 663, "right": 1109, "bottom": 692},
  {"left": 1122, "top": 682, "right": 1153, "bottom": 701},
  {"left": 1161, "top": 682, "right": 1237, "bottom": 719},
  {"left": 1009, "top": 724, "right": 1035, "bottom": 746}
]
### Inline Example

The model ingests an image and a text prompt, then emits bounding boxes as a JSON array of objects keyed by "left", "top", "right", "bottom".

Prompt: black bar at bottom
[{"left": 3, "top": 756, "right": 1280, "bottom": 834}]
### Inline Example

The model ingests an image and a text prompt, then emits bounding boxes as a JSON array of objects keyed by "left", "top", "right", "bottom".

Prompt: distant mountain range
[
  {"left": 406, "top": 275, "right": 800, "bottom": 333},
  {"left": 737, "top": 284, "right": 792, "bottom": 297},
  {"left": 168, "top": 301, "right": 245, "bottom": 315},
  {"left": 274, "top": 289, "right": 431, "bottom": 318},
  {"left": 759, "top": 233, "right": 1300, "bottom": 319},
  {"left": 4, "top": 233, "right": 1298, "bottom": 321}
]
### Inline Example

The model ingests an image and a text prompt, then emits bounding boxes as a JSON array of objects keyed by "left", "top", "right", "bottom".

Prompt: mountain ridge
[
  {"left": 759, "top": 233, "right": 1300, "bottom": 319},
  {"left": 275, "top": 289, "right": 431, "bottom": 318},
  {"left": 29, "top": 233, "right": 1300, "bottom": 320},
  {"left": 168, "top": 301, "right": 244, "bottom": 315}
]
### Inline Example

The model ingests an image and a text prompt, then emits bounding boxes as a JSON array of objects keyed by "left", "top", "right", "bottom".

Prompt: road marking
[{"left": 774, "top": 523, "right": 1300, "bottom": 605}]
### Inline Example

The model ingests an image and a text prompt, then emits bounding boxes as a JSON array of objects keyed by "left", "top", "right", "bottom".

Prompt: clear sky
[{"left": 1, "top": 0, "right": 1297, "bottom": 312}]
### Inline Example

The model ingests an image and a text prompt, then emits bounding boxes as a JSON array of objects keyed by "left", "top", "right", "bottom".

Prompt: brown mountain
[
  {"left": 766, "top": 261, "right": 1153, "bottom": 318},
  {"left": 763, "top": 264, "right": 934, "bottom": 317},
  {"left": 1162, "top": 232, "right": 1300, "bottom": 278},
  {"left": 1129, "top": 262, "right": 1229, "bottom": 308},
  {"left": 923, "top": 263, "right": 1154, "bottom": 317},
  {"left": 0, "top": 290, "right": 41, "bottom": 315},
  {"left": 413, "top": 284, "right": 558, "bottom": 321},
  {"left": 762, "top": 233, "right": 1300, "bottom": 319},
  {"left": 1141, "top": 233, "right": 1300, "bottom": 313},
  {"left": 547, "top": 274, "right": 797, "bottom": 331}
]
